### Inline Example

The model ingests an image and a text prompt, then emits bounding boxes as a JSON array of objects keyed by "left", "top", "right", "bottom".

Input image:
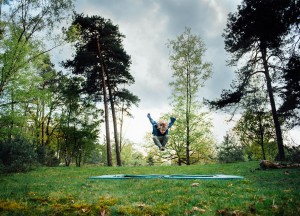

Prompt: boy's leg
[
  {"left": 161, "top": 135, "right": 169, "bottom": 147},
  {"left": 152, "top": 136, "right": 162, "bottom": 149}
]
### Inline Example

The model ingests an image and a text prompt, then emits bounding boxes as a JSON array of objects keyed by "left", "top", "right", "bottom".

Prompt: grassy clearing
[{"left": 0, "top": 161, "right": 299, "bottom": 215}]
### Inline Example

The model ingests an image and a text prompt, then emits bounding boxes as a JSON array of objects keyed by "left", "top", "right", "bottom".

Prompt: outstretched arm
[
  {"left": 168, "top": 117, "right": 176, "bottom": 128},
  {"left": 147, "top": 113, "right": 156, "bottom": 126}
]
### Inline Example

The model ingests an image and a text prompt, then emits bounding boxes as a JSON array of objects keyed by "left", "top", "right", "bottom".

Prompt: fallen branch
[{"left": 259, "top": 160, "right": 300, "bottom": 169}]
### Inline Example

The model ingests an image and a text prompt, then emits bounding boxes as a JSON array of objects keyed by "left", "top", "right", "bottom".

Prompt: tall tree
[
  {"left": 168, "top": 27, "right": 213, "bottom": 165},
  {"left": 207, "top": 0, "right": 299, "bottom": 160},
  {"left": 64, "top": 13, "right": 137, "bottom": 166},
  {"left": 104, "top": 42, "right": 136, "bottom": 166}
]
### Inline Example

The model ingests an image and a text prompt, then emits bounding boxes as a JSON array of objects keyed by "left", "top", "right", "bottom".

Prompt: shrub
[
  {"left": 217, "top": 134, "right": 245, "bottom": 163},
  {"left": 36, "top": 146, "right": 60, "bottom": 167},
  {"left": 285, "top": 145, "right": 300, "bottom": 163},
  {"left": 0, "top": 137, "right": 38, "bottom": 173}
]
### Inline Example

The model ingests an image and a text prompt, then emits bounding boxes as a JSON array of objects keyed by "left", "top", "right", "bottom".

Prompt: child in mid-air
[{"left": 147, "top": 113, "right": 176, "bottom": 151}]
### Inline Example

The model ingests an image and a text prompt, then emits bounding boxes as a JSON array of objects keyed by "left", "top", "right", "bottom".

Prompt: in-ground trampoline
[{"left": 89, "top": 174, "right": 244, "bottom": 180}]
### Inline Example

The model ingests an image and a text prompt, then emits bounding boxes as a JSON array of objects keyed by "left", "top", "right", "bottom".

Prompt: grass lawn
[{"left": 0, "top": 161, "right": 299, "bottom": 215}]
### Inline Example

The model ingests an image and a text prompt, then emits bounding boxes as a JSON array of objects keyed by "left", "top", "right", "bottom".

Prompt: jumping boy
[{"left": 147, "top": 113, "right": 176, "bottom": 151}]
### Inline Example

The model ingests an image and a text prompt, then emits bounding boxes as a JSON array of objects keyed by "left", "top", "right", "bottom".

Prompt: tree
[
  {"left": 57, "top": 76, "right": 100, "bottom": 166},
  {"left": 166, "top": 110, "right": 215, "bottom": 165},
  {"left": 0, "top": 34, "right": 48, "bottom": 144},
  {"left": 207, "top": 0, "right": 299, "bottom": 160},
  {"left": 234, "top": 110, "right": 277, "bottom": 160},
  {"left": 64, "top": 13, "right": 138, "bottom": 166},
  {"left": 114, "top": 88, "right": 140, "bottom": 151},
  {"left": 0, "top": 1, "right": 74, "bottom": 168},
  {"left": 217, "top": 133, "right": 244, "bottom": 163},
  {"left": 0, "top": 48, "right": 64, "bottom": 168},
  {"left": 168, "top": 27, "right": 213, "bottom": 165},
  {"left": 0, "top": 0, "right": 74, "bottom": 97},
  {"left": 104, "top": 43, "right": 137, "bottom": 166},
  {"left": 120, "top": 141, "right": 145, "bottom": 166},
  {"left": 232, "top": 76, "right": 278, "bottom": 160}
]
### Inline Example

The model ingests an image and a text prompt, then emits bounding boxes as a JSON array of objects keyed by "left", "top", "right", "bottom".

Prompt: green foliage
[
  {"left": 84, "top": 145, "right": 103, "bottom": 164},
  {"left": 36, "top": 146, "right": 60, "bottom": 167},
  {"left": 56, "top": 75, "right": 101, "bottom": 167},
  {"left": 223, "top": 0, "right": 296, "bottom": 60},
  {"left": 0, "top": 0, "right": 74, "bottom": 97},
  {"left": 0, "top": 137, "right": 38, "bottom": 173},
  {"left": 279, "top": 55, "right": 300, "bottom": 127},
  {"left": 234, "top": 110, "right": 278, "bottom": 160},
  {"left": 0, "top": 1, "right": 91, "bottom": 171},
  {"left": 286, "top": 145, "right": 300, "bottom": 163},
  {"left": 146, "top": 155, "right": 154, "bottom": 166},
  {"left": 217, "top": 134, "right": 245, "bottom": 163},
  {"left": 120, "top": 142, "right": 145, "bottom": 166},
  {"left": 167, "top": 27, "right": 214, "bottom": 165},
  {"left": 167, "top": 110, "right": 216, "bottom": 165}
]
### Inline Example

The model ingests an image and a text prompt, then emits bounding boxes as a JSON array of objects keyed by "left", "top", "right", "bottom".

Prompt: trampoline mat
[{"left": 89, "top": 174, "right": 244, "bottom": 180}]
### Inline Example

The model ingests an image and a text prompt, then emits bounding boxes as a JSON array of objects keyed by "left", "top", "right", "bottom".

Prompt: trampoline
[{"left": 89, "top": 174, "right": 244, "bottom": 180}]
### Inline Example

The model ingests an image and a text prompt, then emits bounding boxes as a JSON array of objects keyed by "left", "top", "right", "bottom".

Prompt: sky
[{"left": 54, "top": 0, "right": 299, "bottom": 147}]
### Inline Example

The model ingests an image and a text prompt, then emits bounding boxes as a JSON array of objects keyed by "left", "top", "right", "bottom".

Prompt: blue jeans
[{"left": 153, "top": 135, "right": 169, "bottom": 148}]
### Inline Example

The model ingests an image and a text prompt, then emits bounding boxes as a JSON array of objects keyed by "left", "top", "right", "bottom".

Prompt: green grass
[{"left": 0, "top": 161, "right": 299, "bottom": 215}]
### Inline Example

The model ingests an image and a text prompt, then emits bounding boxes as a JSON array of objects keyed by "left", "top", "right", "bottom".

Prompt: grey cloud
[{"left": 72, "top": 0, "right": 242, "bottom": 107}]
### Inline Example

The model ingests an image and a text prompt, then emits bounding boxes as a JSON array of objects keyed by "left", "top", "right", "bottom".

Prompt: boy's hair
[{"left": 157, "top": 119, "right": 168, "bottom": 131}]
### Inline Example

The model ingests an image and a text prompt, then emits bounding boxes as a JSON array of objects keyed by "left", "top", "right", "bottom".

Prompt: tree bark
[
  {"left": 96, "top": 37, "right": 113, "bottom": 166},
  {"left": 258, "top": 113, "right": 266, "bottom": 160},
  {"left": 119, "top": 101, "right": 124, "bottom": 152},
  {"left": 186, "top": 69, "right": 190, "bottom": 165},
  {"left": 261, "top": 48, "right": 285, "bottom": 160},
  {"left": 107, "top": 77, "right": 122, "bottom": 166}
]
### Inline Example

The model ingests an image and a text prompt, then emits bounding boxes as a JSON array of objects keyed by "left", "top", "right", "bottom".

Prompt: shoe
[{"left": 161, "top": 147, "right": 165, "bottom": 151}]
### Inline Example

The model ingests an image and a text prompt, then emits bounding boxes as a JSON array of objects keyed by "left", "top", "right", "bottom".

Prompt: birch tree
[{"left": 168, "top": 27, "right": 214, "bottom": 165}]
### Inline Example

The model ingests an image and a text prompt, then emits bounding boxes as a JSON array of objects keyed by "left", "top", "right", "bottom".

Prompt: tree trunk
[
  {"left": 119, "top": 99, "right": 125, "bottom": 152},
  {"left": 261, "top": 49, "right": 285, "bottom": 160},
  {"left": 258, "top": 113, "right": 266, "bottom": 160},
  {"left": 96, "top": 37, "right": 113, "bottom": 166},
  {"left": 107, "top": 77, "right": 122, "bottom": 166},
  {"left": 41, "top": 99, "right": 45, "bottom": 147},
  {"left": 9, "top": 91, "right": 14, "bottom": 144},
  {"left": 186, "top": 69, "right": 190, "bottom": 165},
  {"left": 45, "top": 104, "right": 55, "bottom": 146}
]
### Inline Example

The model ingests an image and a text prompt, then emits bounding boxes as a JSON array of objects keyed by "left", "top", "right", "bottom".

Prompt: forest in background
[{"left": 0, "top": 0, "right": 299, "bottom": 173}]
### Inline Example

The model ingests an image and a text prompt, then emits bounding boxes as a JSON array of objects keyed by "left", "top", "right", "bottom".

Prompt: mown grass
[{"left": 0, "top": 161, "right": 299, "bottom": 215}]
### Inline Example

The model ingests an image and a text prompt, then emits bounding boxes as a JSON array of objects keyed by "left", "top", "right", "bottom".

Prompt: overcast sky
[{"left": 54, "top": 0, "right": 299, "bottom": 147}]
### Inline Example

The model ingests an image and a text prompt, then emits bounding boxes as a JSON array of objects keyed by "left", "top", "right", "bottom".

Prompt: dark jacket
[{"left": 147, "top": 114, "right": 176, "bottom": 136}]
